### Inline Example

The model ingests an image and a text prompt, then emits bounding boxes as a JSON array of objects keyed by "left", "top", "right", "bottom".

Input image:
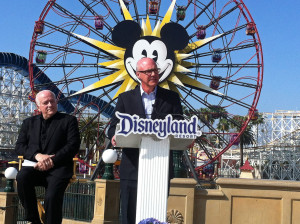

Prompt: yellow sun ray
[
  {"left": 175, "top": 73, "right": 223, "bottom": 95},
  {"left": 100, "top": 60, "right": 125, "bottom": 69},
  {"left": 72, "top": 33, "right": 125, "bottom": 58},
  {"left": 159, "top": 80, "right": 170, "bottom": 89},
  {"left": 99, "top": 59, "right": 123, "bottom": 67},
  {"left": 113, "top": 71, "right": 128, "bottom": 82},
  {"left": 141, "top": 16, "right": 153, "bottom": 36},
  {"left": 113, "top": 77, "right": 130, "bottom": 99},
  {"left": 119, "top": 0, "right": 133, "bottom": 20},
  {"left": 167, "top": 73, "right": 184, "bottom": 86},
  {"left": 141, "top": 19, "right": 147, "bottom": 36},
  {"left": 180, "top": 34, "right": 222, "bottom": 53},
  {"left": 173, "top": 64, "right": 192, "bottom": 73},
  {"left": 146, "top": 16, "right": 152, "bottom": 35},
  {"left": 106, "top": 50, "right": 125, "bottom": 59},
  {"left": 151, "top": 20, "right": 161, "bottom": 37},
  {"left": 167, "top": 81, "right": 183, "bottom": 98},
  {"left": 160, "top": 0, "right": 176, "bottom": 30},
  {"left": 71, "top": 70, "right": 126, "bottom": 96},
  {"left": 126, "top": 78, "right": 137, "bottom": 91},
  {"left": 176, "top": 53, "right": 191, "bottom": 63},
  {"left": 180, "top": 61, "right": 197, "bottom": 68},
  {"left": 113, "top": 76, "right": 137, "bottom": 99}
]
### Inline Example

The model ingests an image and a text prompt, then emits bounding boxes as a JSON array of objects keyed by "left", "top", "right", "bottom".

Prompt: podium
[{"left": 116, "top": 128, "right": 193, "bottom": 223}]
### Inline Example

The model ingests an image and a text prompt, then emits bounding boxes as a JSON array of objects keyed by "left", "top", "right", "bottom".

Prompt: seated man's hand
[{"left": 34, "top": 153, "right": 55, "bottom": 171}]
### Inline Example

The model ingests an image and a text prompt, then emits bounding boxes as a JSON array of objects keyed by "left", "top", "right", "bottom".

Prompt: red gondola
[
  {"left": 95, "top": 16, "right": 104, "bottom": 30},
  {"left": 196, "top": 25, "right": 206, "bottom": 39},
  {"left": 212, "top": 49, "right": 222, "bottom": 63},
  {"left": 35, "top": 50, "right": 47, "bottom": 64},
  {"left": 210, "top": 76, "right": 222, "bottom": 90},
  {"left": 230, "top": 133, "right": 240, "bottom": 146},
  {"left": 28, "top": 89, "right": 38, "bottom": 102},
  {"left": 149, "top": 0, "right": 159, "bottom": 15},
  {"left": 249, "top": 109, "right": 259, "bottom": 121},
  {"left": 34, "top": 20, "right": 44, "bottom": 35},
  {"left": 246, "top": 22, "right": 256, "bottom": 35},
  {"left": 177, "top": 6, "right": 186, "bottom": 21}
]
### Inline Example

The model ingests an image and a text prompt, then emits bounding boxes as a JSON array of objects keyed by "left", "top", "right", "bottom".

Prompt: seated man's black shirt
[{"left": 39, "top": 113, "right": 55, "bottom": 151}]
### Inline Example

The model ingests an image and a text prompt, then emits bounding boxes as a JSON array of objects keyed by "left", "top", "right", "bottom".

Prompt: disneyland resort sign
[{"left": 116, "top": 112, "right": 202, "bottom": 139}]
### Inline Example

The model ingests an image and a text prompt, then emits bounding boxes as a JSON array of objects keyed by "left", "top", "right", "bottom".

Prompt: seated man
[{"left": 15, "top": 90, "right": 80, "bottom": 224}]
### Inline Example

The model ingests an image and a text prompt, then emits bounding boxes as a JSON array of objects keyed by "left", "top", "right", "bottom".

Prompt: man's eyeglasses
[{"left": 137, "top": 68, "right": 160, "bottom": 76}]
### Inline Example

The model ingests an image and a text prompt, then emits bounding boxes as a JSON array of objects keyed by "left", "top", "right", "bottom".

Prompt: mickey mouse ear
[
  {"left": 161, "top": 23, "right": 189, "bottom": 50},
  {"left": 112, "top": 20, "right": 142, "bottom": 48}
]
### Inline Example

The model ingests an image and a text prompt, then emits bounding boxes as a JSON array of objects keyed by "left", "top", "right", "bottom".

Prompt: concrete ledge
[
  {"left": 196, "top": 189, "right": 224, "bottom": 197},
  {"left": 216, "top": 177, "right": 300, "bottom": 190},
  {"left": 170, "top": 178, "right": 197, "bottom": 186}
]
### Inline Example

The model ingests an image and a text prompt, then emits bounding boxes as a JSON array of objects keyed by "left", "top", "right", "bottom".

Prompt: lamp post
[
  {"left": 102, "top": 149, "right": 118, "bottom": 180},
  {"left": 173, "top": 150, "right": 187, "bottom": 178},
  {"left": 4, "top": 167, "right": 18, "bottom": 192}
]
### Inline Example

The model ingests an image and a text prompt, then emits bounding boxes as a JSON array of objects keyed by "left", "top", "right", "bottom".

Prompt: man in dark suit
[
  {"left": 108, "top": 57, "right": 183, "bottom": 224},
  {"left": 15, "top": 90, "right": 80, "bottom": 224}
]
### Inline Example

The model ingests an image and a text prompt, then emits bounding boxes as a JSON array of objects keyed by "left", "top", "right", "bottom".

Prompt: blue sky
[
  {"left": 1, "top": 0, "right": 299, "bottom": 113},
  {"left": 243, "top": 0, "right": 300, "bottom": 113}
]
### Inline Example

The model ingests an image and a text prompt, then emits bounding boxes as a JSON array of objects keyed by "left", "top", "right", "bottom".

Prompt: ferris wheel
[{"left": 28, "top": 0, "right": 263, "bottom": 177}]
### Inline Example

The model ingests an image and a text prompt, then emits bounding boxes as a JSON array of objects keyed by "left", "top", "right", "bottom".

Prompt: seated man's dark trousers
[{"left": 17, "top": 167, "right": 69, "bottom": 224}]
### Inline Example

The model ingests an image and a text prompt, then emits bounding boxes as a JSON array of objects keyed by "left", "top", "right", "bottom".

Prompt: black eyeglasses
[{"left": 137, "top": 68, "right": 160, "bottom": 76}]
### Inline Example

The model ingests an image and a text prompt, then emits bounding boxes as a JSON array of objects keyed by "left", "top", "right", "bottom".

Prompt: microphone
[{"left": 152, "top": 103, "right": 156, "bottom": 111}]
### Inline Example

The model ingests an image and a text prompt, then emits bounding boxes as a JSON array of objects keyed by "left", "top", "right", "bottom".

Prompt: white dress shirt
[{"left": 140, "top": 86, "right": 157, "bottom": 119}]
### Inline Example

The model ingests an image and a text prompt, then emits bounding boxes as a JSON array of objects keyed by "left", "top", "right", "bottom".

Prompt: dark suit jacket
[
  {"left": 15, "top": 112, "right": 81, "bottom": 179},
  {"left": 108, "top": 86, "right": 183, "bottom": 180}
]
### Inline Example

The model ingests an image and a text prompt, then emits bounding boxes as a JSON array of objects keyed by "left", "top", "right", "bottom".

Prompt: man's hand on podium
[
  {"left": 111, "top": 135, "right": 117, "bottom": 147},
  {"left": 188, "top": 140, "right": 195, "bottom": 149}
]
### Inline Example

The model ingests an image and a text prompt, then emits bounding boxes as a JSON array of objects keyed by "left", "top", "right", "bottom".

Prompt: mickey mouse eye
[
  {"left": 142, "top": 50, "right": 147, "bottom": 57},
  {"left": 152, "top": 50, "right": 158, "bottom": 62}
]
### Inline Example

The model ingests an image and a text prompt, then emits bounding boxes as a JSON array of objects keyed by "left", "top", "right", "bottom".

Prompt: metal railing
[
  {"left": 10, "top": 180, "right": 95, "bottom": 223},
  {"left": 0, "top": 177, "right": 6, "bottom": 191},
  {"left": 63, "top": 180, "right": 95, "bottom": 221}
]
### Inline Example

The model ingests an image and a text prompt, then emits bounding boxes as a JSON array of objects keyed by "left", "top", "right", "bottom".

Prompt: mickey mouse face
[
  {"left": 125, "top": 36, "right": 174, "bottom": 83},
  {"left": 112, "top": 20, "right": 189, "bottom": 84}
]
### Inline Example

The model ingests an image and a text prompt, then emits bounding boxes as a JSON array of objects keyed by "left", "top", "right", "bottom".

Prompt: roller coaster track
[{"left": 0, "top": 52, "right": 115, "bottom": 117}]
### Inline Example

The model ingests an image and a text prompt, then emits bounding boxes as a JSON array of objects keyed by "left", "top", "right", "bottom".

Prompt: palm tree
[
  {"left": 230, "top": 115, "right": 256, "bottom": 166},
  {"left": 217, "top": 117, "right": 230, "bottom": 148},
  {"left": 198, "top": 107, "right": 215, "bottom": 126},
  {"left": 249, "top": 113, "right": 265, "bottom": 146},
  {"left": 208, "top": 106, "right": 228, "bottom": 148},
  {"left": 78, "top": 116, "right": 105, "bottom": 161},
  {"left": 182, "top": 105, "right": 192, "bottom": 119}
]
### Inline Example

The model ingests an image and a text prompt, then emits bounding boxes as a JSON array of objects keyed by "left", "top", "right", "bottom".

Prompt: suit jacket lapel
[
  {"left": 134, "top": 86, "right": 146, "bottom": 119},
  {"left": 34, "top": 116, "right": 42, "bottom": 144},
  {"left": 152, "top": 86, "right": 163, "bottom": 119}
]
